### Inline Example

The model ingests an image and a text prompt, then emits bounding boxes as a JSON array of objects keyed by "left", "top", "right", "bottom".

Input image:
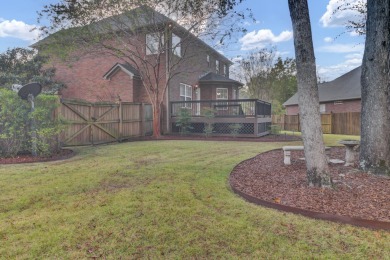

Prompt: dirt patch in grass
[
  {"left": 0, "top": 149, "right": 74, "bottom": 164},
  {"left": 230, "top": 147, "right": 390, "bottom": 223}
]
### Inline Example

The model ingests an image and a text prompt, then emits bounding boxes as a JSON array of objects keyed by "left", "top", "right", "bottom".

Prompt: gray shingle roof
[
  {"left": 283, "top": 66, "right": 361, "bottom": 106},
  {"left": 32, "top": 6, "right": 232, "bottom": 65},
  {"left": 199, "top": 72, "right": 243, "bottom": 86}
]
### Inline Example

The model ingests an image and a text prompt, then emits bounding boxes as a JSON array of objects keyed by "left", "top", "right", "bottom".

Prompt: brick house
[
  {"left": 33, "top": 6, "right": 271, "bottom": 136},
  {"left": 283, "top": 66, "right": 361, "bottom": 115}
]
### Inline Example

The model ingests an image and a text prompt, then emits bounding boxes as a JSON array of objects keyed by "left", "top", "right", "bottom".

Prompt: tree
[
  {"left": 37, "top": 0, "right": 250, "bottom": 138},
  {"left": 237, "top": 48, "right": 276, "bottom": 101},
  {"left": 0, "top": 48, "right": 65, "bottom": 93},
  {"left": 269, "top": 57, "right": 297, "bottom": 114},
  {"left": 359, "top": 0, "right": 390, "bottom": 175},
  {"left": 334, "top": 0, "right": 367, "bottom": 36},
  {"left": 237, "top": 50, "right": 297, "bottom": 115},
  {"left": 288, "top": 0, "right": 331, "bottom": 187}
]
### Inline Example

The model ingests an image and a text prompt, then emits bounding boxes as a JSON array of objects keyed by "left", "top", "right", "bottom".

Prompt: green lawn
[{"left": 0, "top": 135, "right": 388, "bottom": 259}]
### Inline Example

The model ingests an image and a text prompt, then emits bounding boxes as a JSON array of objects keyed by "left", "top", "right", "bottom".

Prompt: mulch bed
[
  {"left": 0, "top": 149, "right": 74, "bottom": 164},
  {"left": 230, "top": 147, "right": 390, "bottom": 223}
]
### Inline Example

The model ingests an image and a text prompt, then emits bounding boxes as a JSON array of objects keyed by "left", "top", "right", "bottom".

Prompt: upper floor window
[
  {"left": 146, "top": 33, "right": 163, "bottom": 55},
  {"left": 180, "top": 83, "right": 192, "bottom": 108},
  {"left": 223, "top": 64, "right": 228, "bottom": 77},
  {"left": 172, "top": 33, "right": 181, "bottom": 57},
  {"left": 207, "top": 55, "right": 210, "bottom": 67},
  {"left": 216, "top": 60, "right": 220, "bottom": 74}
]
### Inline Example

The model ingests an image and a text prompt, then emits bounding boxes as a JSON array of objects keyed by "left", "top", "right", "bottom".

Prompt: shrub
[
  {"left": 176, "top": 108, "right": 193, "bottom": 135},
  {"left": 0, "top": 89, "right": 29, "bottom": 157},
  {"left": 0, "top": 88, "right": 66, "bottom": 157},
  {"left": 202, "top": 108, "right": 216, "bottom": 138},
  {"left": 31, "top": 95, "right": 66, "bottom": 156},
  {"left": 229, "top": 123, "right": 242, "bottom": 137}
]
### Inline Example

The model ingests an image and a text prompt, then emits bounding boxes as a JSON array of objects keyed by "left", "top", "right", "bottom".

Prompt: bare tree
[
  {"left": 288, "top": 0, "right": 331, "bottom": 187},
  {"left": 237, "top": 48, "right": 276, "bottom": 101},
  {"left": 359, "top": 0, "right": 390, "bottom": 175},
  {"left": 37, "top": 0, "right": 250, "bottom": 138}
]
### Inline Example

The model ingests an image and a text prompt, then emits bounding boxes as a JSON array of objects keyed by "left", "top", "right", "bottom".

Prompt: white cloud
[
  {"left": 317, "top": 53, "right": 362, "bottom": 81},
  {"left": 324, "top": 37, "right": 333, "bottom": 43},
  {"left": 0, "top": 19, "right": 39, "bottom": 42},
  {"left": 239, "top": 29, "right": 293, "bottom": 50},
  {"left": 320, "top": 0, "right": 366, "bottom": 28},
  {"left": 318, "top": 43, "right": 364, "bottom": 53}
]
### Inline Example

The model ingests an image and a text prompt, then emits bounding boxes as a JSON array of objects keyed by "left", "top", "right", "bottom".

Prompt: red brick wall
[
  {"left": 47, "top": 32, "right": 166, "bottom": 104},
  {"left": 285, "top": 99, "right": 361, "bottom": 115},
  {"left": 325, "top": 99, "right": 361, "bottom": 113},
  {"left": 286, "top": 105, "right": 299, "bottom": 115}
]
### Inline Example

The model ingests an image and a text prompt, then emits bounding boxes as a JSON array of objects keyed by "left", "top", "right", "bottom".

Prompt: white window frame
[
  {"left": 334, "top": 100, "right": 343, "bottom": 105},
  {"left": 146, "top": 33, "right": 163, "bottom": 55},
  {"left": 320, "top": 104, "right": 326, "bottom": 113},
  {"left": 233, "top": 88, "right": 237, "bottom": 99},
  {"left": 224, "top": 64, "right": 228, "bottom": 77},
  {"left": 216, "top": 88, "right": 228, "bottom": 110},
  {"left": 180, "top": 83, "right": 192, "bottom": 108},
  {"left": 172, "top": 33, "right": 181, "bottom": 57},
  {"left": 207, "top": 55, "right": 210, "bottom": 67},
  {"left": 216, "top": 60, "right": 220, "bottom": 74}
]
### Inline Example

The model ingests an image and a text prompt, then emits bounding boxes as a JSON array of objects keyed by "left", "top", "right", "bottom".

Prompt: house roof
[
  {"left": 199, "top": 72, "right": 243, "bottom": 86},
  {"left": 32, "top": 5, "right": 232, "bottom": 65},
  {"left": 283, "top": 66, "right": 362, "bottom": 106},
  {"left": 103, "top": 63, "right": 139, "bottom": 79}
]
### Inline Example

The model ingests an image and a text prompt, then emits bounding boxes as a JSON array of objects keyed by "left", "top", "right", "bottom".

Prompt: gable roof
[
  {"left": 199, "top": 72, "right": 243, "bottom": 86},
  {"left": 32, "top": 5, "right": 232, "bottom": 65},
  {"left": 103, "top": 63, "right": 139, "bottom": 79},
  {"left": 283, "top": 66, "right": 362, "bottom": 106}
]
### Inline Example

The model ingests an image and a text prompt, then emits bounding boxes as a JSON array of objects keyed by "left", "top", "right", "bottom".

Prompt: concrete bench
[{"left": 282, "top": 146, "right": 331, "bottom": 165}]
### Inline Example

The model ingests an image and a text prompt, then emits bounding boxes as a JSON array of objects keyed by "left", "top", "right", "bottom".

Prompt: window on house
[
  {"left": 223, "top": 64, "right": 228, "bottom": 77},
  {"left": 207, "top": 55, "right": 210, "bottom": 67},
  {"left": 233, "top": 88, "right": 237, "bottom": 99},
  {"left": 216, "top": 60, "right": 220, "bottom": 74},
  {"left": 334, "top": 100, "right": 343, "bottom": 105},
  {"left": 146, "top": 33, "right": 163, "bottom": 55},
  {"left": 320, "top": 104, "right": 326, "bottom": 113},
  {"left": 216, "top": 88, "right": 228, "bottom": 110},
  {"left": 180, "top": 83, "right": 192, "bottom": 108},
  {"left": 172, "top": 33, "right": 181, "bottom": 57}
]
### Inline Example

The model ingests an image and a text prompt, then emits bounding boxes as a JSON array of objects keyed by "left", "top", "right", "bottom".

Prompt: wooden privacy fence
[
  {"left": 272, "top": 112, "right": 361, "bottom": 135},
  {"left": 59, "top": 99, "right": 153, "bottom": 146}
]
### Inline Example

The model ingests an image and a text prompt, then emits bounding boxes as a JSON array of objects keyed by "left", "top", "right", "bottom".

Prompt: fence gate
[{"left": 60, "top": 100, "right": 152, "bottom": 146}]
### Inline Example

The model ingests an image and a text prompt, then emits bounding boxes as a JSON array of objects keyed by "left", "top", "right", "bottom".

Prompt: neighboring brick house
[
  {"left": 283, "top": 66, "right": 361, "bottom": 115},
  {"left": 33, "top": 5, "right": 243, "bottom": 134}
]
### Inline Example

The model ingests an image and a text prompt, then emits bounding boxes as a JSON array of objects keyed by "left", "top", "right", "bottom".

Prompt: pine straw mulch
[
  {"left": 0, "top": 149, "right": 74, "bottom": 164},
  {"left": 230, "top": 147, "right": 390, "bottom": 223}
]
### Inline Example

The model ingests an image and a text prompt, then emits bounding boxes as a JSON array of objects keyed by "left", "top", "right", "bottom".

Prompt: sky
[{"left": 0, "top": 0, "right": 365, "bottom": 81}]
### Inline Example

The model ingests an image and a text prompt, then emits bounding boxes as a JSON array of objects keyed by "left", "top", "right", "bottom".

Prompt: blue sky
[{"left": 0, "top": 0, "right": 365, "bottom": 81}]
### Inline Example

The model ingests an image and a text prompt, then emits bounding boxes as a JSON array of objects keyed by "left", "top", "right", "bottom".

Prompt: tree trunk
[
  {"left": 359, "top": 0, "right": 390, "bottom": 175},
  {"left": 288, "top": 0, "right": 331, "bottom": 187},
  {"left": 152, "top": 102, "right": 162, "bottom": 139}
]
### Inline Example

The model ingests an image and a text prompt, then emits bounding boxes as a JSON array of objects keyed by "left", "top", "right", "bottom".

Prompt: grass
[{"left": 0, "top": 135, "right": 389, "bottom": 258}]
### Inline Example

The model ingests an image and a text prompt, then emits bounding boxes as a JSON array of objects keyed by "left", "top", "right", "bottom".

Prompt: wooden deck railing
[{"left": 170, "top": 99, "right": 271, "bottom": 118}]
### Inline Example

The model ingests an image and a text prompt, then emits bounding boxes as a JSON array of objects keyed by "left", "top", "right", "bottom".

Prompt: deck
[{"left": 170, "top": 99, "right": 272, "bottom": 137}]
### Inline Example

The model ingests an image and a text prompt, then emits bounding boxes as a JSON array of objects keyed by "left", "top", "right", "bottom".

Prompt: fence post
[
  {"left": 297, "top": 113, "right": 300, "bottom": 132},
  {"left": 140, "top": 103, "right": 145, "bottom": 136},
  {"left": 89, "top": 104, "right": 94, "bottom": 145},
  {"left": 119, "top": 101, "right": 123, "bottom": 141}
]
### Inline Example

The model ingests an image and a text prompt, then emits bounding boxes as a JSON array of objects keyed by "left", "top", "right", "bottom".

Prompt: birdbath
[{"left": 339, "top": 140, "right": 360, "bottom": 166}]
